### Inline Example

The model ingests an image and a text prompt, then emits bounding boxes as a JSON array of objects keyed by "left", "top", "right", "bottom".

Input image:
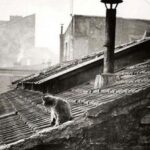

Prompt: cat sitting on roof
[{"left": 42, "top": 94, "right": 73, "bottom": 126}]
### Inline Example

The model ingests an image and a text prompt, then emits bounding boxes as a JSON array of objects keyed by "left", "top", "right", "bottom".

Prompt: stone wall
[{"left": 74, "top": 16, "right": 105, "bottom": 58}]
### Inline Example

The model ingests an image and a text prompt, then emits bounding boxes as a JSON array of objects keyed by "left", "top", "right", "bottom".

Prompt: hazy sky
[{"left": 0, "top": 0, "right": 150, "bottom": 56}]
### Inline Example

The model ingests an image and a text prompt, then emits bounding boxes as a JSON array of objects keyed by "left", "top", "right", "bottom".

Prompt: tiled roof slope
[
  {"left": 0, "top": 90, "right": 48, "bottom": 145},
  {"left": 56, "top": 59, "right": 150, "bottom": 106},
  {"left": 13, "top": 39, "right": 145, "bottom": 85},
  {"left": 0, "top": 59, "right": 150, "bottom": 149},
  {"left": 0, "top": 89, "right": 94, "bottom": 146}
]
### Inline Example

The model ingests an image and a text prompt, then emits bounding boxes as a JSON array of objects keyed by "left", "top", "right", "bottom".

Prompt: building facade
[
  {"left": 0, "top": 14, "right": 35, "bottom": 67},
  {"left": 60, "top": 15, "right": 150, "bottom": 62}
]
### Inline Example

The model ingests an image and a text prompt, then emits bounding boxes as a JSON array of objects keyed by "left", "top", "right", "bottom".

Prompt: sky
[{"left": 0, "top": 0, "right": 150, "bottom": 61}]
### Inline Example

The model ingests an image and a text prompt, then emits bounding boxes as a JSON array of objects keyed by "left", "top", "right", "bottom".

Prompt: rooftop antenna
[
  {"left": 70, "top": 0, "right": 74, "bottom": 17},
  {"left": 70, "top": 0, "right": 74, "bottom": 36}
]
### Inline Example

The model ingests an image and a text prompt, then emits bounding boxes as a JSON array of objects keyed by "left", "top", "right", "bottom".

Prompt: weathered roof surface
[
  {"left": 13, "top": 39, "right": 146, "bottom": 85},
  {"left": 1, "top": 57, "right": 150, "bottom": 149},
  {"left": 0, "top": 88, "right": 94, "bottom": 146},
  {"left": 0, "top": 90, "right": 48, "bottom": 145},
  {"left": 13, "top": 53, "right": 103, "bottom": 84},
  {"left": 56, "top": 59, "right": 150, "bottom": 106},
  {"left": 0, "top": 58, "right": 149, "bottom": 150}
]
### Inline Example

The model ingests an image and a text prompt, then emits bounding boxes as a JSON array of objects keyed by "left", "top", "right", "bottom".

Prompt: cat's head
[{"left": 42, "top": 94, "right": 56, "bottom": 107}]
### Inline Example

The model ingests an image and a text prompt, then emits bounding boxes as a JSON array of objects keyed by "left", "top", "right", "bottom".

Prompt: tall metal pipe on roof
[{"left": 101, "top": 0, "right": 123, "bottom": 73}]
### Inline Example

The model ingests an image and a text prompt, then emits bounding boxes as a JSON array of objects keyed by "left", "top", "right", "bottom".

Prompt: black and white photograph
[{"left": 0, "top": 0, "right": 150, "bottom": 149}]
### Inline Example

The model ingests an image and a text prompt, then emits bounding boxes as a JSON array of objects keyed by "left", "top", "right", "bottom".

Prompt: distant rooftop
[
  {"left": 13, "top": 38, "right": 148, "bottom": 85},
  {"left": 0, "top": 14, "right": 35, "bottom": 26}
]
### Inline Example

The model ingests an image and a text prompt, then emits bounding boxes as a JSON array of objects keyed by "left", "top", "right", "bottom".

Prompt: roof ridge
[
  {"left": 14, "top": 39, "right": 149, "bottom": 85},
  {"left": 0, "top": 111, "right": 17, "bottom": 119}
]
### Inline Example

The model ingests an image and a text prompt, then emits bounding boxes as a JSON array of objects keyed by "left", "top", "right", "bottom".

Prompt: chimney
[{"left": 59, "top": 24, "right": 64, "bottom": 63}]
